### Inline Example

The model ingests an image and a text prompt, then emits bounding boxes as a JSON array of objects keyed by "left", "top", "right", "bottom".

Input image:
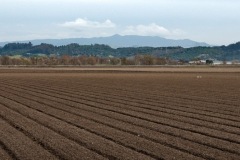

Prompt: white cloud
[
  {"left": 59, "top": 18, "right": 117, "bottom": 38},
  {"left": 59, "top": 19, "right": 185, "bottom": 39},
  {"left": 61, "top": 18, "right": 116, "bottom": 29},
  {"left": 121, "top": 23, "right": 184, "bottom": 37}
]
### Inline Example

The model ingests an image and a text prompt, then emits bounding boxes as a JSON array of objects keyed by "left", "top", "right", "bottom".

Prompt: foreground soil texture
[{"left": 0, "top": 67, "right": 240, "bottom": 160}]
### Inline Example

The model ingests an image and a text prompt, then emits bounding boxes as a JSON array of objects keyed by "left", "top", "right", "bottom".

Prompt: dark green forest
[{"left": 0, "top": 42, "right": 240, "bottom": 61}]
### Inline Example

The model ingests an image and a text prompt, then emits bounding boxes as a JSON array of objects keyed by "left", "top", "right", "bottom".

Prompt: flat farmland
[{"left": 0, "top": 67, "right": 240, "bottom": 160}]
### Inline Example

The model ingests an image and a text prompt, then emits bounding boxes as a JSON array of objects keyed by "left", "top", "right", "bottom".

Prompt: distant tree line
[
  {"left": 0, "top": 55, "right": 175, "bottom": 66},
  {"left": 0, "top": 41, "right": 240, "bottom": 61},
  {"left": 2, "top": 42, "right": 32, "bottom": 50}
]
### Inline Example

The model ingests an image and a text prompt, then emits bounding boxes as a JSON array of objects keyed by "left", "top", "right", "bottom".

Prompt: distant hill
[{"left": 0, "top": 35, "right": 209, "bottom": 48}]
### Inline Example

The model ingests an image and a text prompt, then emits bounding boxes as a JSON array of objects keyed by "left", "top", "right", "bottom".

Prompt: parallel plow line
[{"left": 0, "top": 88, "right": 240, "bottom": 159}]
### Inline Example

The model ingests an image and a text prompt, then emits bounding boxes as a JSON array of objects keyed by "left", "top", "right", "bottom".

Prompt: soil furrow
[
  {"left": 1, "top": 86, "right": 240, "bottom": 146},
  {"left": 0, "top": 97, "right": 154, "bottom": 160},
  {"left": 1, "top": 88, "right": 240, "bottom": 159},
  {"left": 2, "top": 82, "right": 240, "bottom": 136},
  {"left": 1, "top": 70, "right": 239, "bottom": 159},
  {"left": 0, "top": 117, "right": 59, "bottom": 160},
  {"left": 1, "top": 82, "right": 240, "bottom": 137},
  {"left": 2, "top": 79, "right": 239, "bottom": 123},
  {"left": 0, "top": 140, "right": 17, "bottom": 160},
  {"left": 2, "top": 82, "right": 239, "bottom": 155},
  {"left": 0, "top": 103, "right": 107, "bottom": 160},
  {"left": 0, "top": 93, "right": 204, "bottom": 160},
  {"left": 27, "top": 75, "right": 240, "bottom": 111}
]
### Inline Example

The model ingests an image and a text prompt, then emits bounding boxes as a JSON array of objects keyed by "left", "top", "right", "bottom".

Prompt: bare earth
[
  {"left": 1, "top": 66, "right": 240, "bottom": 73},
  {"left": 0, "top": 67, "right": 240, "bottom": 160}
]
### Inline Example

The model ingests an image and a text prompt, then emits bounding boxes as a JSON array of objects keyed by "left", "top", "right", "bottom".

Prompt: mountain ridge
[{"left": 0, "top": 34, "right": 209, "bottom": 48}]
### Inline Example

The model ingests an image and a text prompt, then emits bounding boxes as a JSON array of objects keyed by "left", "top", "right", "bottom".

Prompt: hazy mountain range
[{"left": 0, "top": 34, "right": 209, "bottom": 48}]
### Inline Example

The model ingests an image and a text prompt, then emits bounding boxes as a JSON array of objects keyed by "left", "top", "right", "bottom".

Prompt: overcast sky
[{"left": 0, "top": 0, "right": 239, "bottom": 45}]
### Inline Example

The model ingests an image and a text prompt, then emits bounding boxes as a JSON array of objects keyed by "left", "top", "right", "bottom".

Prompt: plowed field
[{"left": 0, "top": 68, "right": 240, "bottom": 160}]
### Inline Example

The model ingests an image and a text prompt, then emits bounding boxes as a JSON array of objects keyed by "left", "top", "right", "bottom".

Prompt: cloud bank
[
  {"left": 122, "top": 23, "right": 170, "bottom": 36},
  {"left": 61, "top": 18, "right": 184, "bottom": 38},
  {"left": 61, "top": 18, "right": 116, "bottom": 29}
]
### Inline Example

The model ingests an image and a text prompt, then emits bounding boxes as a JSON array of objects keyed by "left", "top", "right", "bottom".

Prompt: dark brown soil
[{"left": 0, "top": 68, "right": 240, "bottom": 160}]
